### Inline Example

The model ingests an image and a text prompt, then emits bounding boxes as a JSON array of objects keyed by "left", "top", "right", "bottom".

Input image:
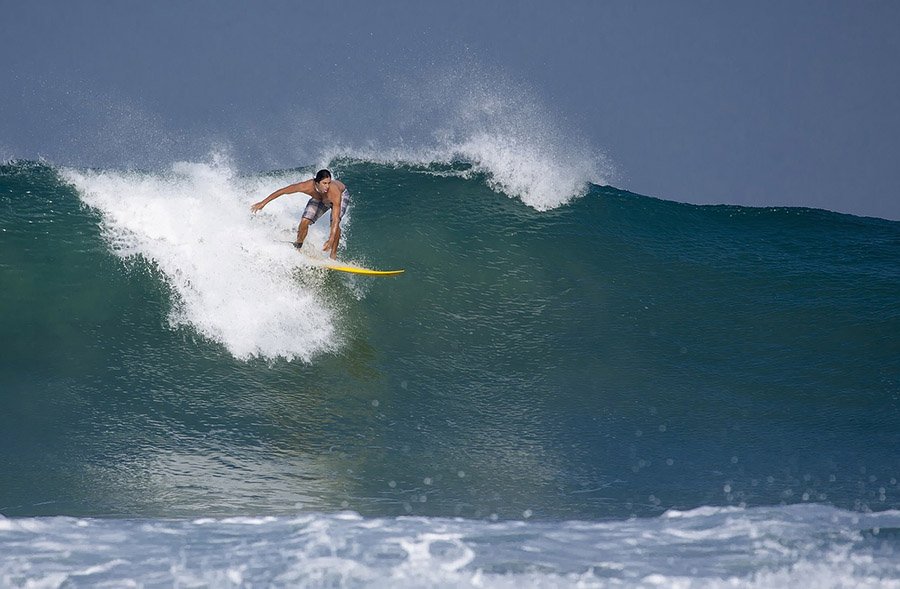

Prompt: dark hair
[{"left": 314, "top": 169, "right": 332, "bottom": 183}]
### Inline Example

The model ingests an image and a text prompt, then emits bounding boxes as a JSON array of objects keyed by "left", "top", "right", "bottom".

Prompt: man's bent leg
[{"left": 296, "top": 217, "right": 311, "bottom": 248}]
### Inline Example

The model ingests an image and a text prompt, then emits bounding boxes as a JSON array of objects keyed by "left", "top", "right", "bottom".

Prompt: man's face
[{"left": 316, "top": 178, "right": 332, "bottom": 194}]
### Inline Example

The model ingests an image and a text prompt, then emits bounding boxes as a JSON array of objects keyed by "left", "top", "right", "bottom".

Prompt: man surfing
[{"left": 250, "top": 169, "right": 349, "bottom": 259}]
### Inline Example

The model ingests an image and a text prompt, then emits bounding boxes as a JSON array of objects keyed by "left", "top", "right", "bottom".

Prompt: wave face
[{"left": 1, "top": 159, "right": 899, "bottom": 585}]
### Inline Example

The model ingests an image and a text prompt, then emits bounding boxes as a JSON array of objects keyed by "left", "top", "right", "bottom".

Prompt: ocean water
[{"left": 1, "top": 154, "right": 898, "bottom": 586}]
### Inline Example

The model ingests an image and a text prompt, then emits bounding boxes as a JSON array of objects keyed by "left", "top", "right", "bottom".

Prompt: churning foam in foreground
[
  {"left": 1, "top": 505, "right": 899, "bottom": 587},
  {"left": 63, "top": 157, "right": 341, "bottom": 361}
]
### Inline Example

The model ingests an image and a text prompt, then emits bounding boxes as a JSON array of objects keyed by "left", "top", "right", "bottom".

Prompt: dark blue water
[{"left": 1, "top": 159, "right": 898, "bottom": 586}]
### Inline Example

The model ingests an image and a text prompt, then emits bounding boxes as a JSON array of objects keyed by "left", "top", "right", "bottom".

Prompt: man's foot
[{"left": 293, "top": 241, "right": 303, "bottom": 250}]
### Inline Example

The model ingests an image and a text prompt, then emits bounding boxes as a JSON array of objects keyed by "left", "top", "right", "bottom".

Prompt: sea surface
[{"left": 1, "top": 156, "right": 898, "bottom": 587}]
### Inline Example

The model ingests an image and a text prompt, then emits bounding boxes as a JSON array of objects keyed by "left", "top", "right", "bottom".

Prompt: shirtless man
[{"left": 250, "top": 169, "right": 349, "bottom": 259}]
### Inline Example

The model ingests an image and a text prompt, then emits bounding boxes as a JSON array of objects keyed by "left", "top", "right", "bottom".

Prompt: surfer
[{"left": 250, "top": 169, "right": 349, "bottom": 259}]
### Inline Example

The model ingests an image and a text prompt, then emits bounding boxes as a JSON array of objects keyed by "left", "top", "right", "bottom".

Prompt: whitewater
[{"left": 3, "top": 506, "right": 899, "bottom": 587}]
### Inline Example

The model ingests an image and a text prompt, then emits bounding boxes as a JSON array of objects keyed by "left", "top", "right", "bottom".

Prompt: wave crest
[{"left": 318, "top": 58, "right": 614, "bottom": 211}]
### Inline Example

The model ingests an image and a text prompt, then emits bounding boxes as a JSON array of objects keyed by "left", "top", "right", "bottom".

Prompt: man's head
[{"left": 314, "top": 169, "right": 332, "bottom": 194}]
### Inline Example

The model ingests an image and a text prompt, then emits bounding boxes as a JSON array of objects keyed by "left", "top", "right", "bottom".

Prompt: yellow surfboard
[
  {"left": 283, "top": 241, "right": 405, "bottom": 276},
  {"left": 319, "top": 261, "right": 405, "bottom": 276}
]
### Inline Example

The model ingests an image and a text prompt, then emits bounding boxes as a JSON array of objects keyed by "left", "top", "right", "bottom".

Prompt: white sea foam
[
  {"left": 320, "top": 59, "right": 614, "bottom": 212},
  {"left": 0, "top": 144, "right": 13, "bottom": 164},
  {"left": 0, "top": 505, "right": 898, "bottom": 588},
  {"left": 62, "top": 155, "right": 342, "bottom": 361},
  {"left": 325, "top": 134, "right": 605, "bottom": 213},
  {"left": 662, "top": 505, "right": 747, "bottom": 519},
  {"left": 28, "top": 53, "right": 612, "bottom": 214}
]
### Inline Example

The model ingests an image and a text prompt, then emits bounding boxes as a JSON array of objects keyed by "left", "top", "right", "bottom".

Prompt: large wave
[
  {"left": 60, "top": 98, "right": 610, "bottom": 360},
  {"left": 4, "top": 159, "right": 899, "bottom": 524}
]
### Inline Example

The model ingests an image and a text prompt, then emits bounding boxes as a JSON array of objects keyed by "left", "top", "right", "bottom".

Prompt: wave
[
  {"left": 3, "top": 159, "right": 898, "bottom": 525},
  {"left": 21, "top": 156, "right": 900, "bottom": 371},
  {"left": 55, "top": 140, "right": 608, "bottom": 361}
]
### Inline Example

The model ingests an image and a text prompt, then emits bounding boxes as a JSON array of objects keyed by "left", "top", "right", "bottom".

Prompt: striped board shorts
[{"left": 302, "top": 189, "right": 351, "bottom": 224}]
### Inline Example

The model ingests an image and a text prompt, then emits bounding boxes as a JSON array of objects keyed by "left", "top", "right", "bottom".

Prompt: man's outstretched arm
[{"left": 250, "top": 181, "right": 307, "bottom": 213}]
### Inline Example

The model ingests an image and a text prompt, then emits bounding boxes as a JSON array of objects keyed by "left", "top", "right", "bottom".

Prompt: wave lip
[
  {"left": 324, "top": 134, "right": 608, "bottom": 213},
  {"left": 320, "top": 59, "right": 614, "bottom": 212}
]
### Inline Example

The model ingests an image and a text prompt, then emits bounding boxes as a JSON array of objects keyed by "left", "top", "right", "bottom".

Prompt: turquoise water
[{"left": 1, "top": 159, "right": 898, "bottom": 585}]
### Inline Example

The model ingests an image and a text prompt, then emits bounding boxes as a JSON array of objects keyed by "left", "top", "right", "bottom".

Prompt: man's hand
[{"left": 250, "top": 201, "right": 266, "bottom": 213}]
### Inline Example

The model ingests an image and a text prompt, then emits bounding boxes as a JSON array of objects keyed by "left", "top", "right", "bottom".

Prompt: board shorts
[{"left": 302, "top": 189, "right": 351, "bottom": 224}]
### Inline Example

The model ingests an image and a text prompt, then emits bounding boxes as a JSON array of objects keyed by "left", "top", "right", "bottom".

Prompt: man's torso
[{"left": 300, "top": 179, "right": 346, "bottom": 204}]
